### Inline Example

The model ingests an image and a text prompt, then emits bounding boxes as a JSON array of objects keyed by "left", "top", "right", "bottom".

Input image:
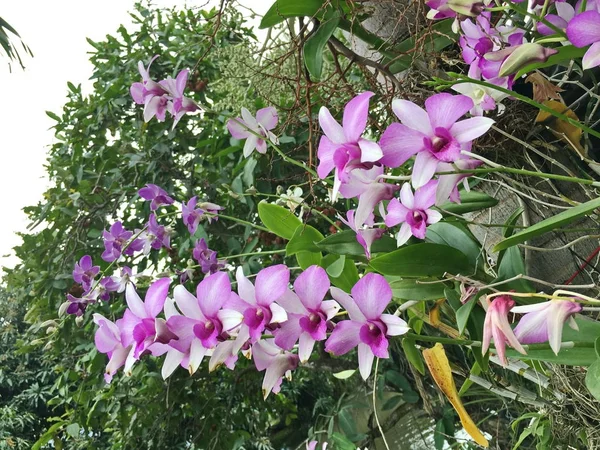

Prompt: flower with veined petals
[
  {"left": 227, "top": 107, "right": 279, "bottom": 157},
  {"left": 566, "top": 11, "right": 600, "bottom": 70},
  {"left": 130, "top": 55, "right": 170, "bottom": 122},
  {"left": 138, "top": 184, "right": 174, "bottom": 211},
  {"left": 379, "top": 93, "right": 494, "bottom": 188},
  {"left": 538, "top": 2, "right": 575, "bottom": 36},
  {"left": 338, "top": 210, "right": 385, "bottom": 260},
  {"left": 384, "top": 181, "right": 443, "bottom": 246},
  {"left": 274, "top": 266, "right": 340, "bottom": 362},
  {"left": 252, "top": 339, "right": 299, "bottom": 399},
  {"left": 101, "top": 221, "right": 144, "bottom": 262},
  {"left": 482, "top": 295, "right": 526, "bottom": 366},
  {"left": 325, "top": 273, "right": 410, "bottom": 379},
  {"left": 72, "top": 255, "right": 99, "bottom": 291},
  {"left": 228, "top": 265, "right": 290, "bottom": 347},
  {"left": 512, "top": 300, "right": 582, "bottom": 355},
  {"left": 160, "top": 69, "right": 199, "bottom": 128},
  {"left": 317, "top": 91, "right": 384, "bottom": 201},
  {"left": 93, "top": 313, "right": 134, "bottom": 383},
  {"left": 117, "top": 278, "right": 176, "bottom": 375},
  {"left": 166, "top": 272, "right": 243, "bottom": 374}
]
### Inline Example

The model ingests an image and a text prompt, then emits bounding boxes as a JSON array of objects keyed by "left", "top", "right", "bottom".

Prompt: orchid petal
[
  {"left": 352, "top": 273, "right": 392, "bottom": 320},
  {"left": 384, "top": 198, "right": 409, "bottom": 227},
  {"left": 391, "top": 99, "right": 433, "bottom": 135},
  {"left": 317, "top": 135, "right": 338, "bottom": 178},
  {"left": 227, "top": 118, "right": 250, "bottom": 139},
  {"left": 144, "top": 278, "right": 170, "bottom": 318},
  {"left": 319, "top": 106, "right": 345, "bottom": 144},
  {"left": 269, "top": 303, "right": 288, "bottom": 324},
  {"left": 450, "top": 117, "right": 494, "bottom": 143},
  {"left": 235, "top": 266, "right": 256, "bottom": 305},
  {"left": 330, "top": 287, "right": 366, "bottom": 322},
  {"left": 380, "top": 314, "right": 410, "bottom": 336},
  {"left": 396, "top": 222, "right": 413, "bottom": 246},
  {"left": 425, "top": 93, "right": 473, "bottom": 129},
  {"left": 299, "top": 333, "right": 316, "bottom": 363},
  {"left": 274, "top": 315, "right": 303, "bottom": 350},
  {"left": 566, "top": 11, "right": 600, "bottom": 47},
  {"left": 162, "top": 349, "right": 185, "bottom": 379},
  {"left": 173, "top": 285, "right": 203, "bottom": 320},
  {"left": 322, "top": 300, "right": 341, "bottom": 320},
  {"left": 217, "top": 308, "right": 244, "bottom": 332},
  {"left": 188, "top": 338, "right": 208, "bottom": 374},
  {"left": 256, "top": 106, "right": 278, "bottom": 130},
  {"left": 357, "top": 343, "right": 375, "bottom": 380},
  {"left": 358, "top": 138, "right": 383, "bottom": 163},
  {"left": 583, "top": 42, "right": 600, "bottom": 70},
  {"left": 343, "top": 91, "right": 374, "bottom": 142},
  {"left": 243, "top": 134, "right": 258, "bottom": 157},
  {"left": 294, "top": 265, "right": 330, "bottom": 310},
  {"left": 196, "top": 271, "right": 231, "bottom": 317},
  {"left": 275, "top": 289, "right": 306, "bottom": 314},
  {"left": 125, "top": 283, "right": 147, "bottom": 318},
  {"left": 325, "top": 320, "right": 362, "bottom": 355},
  {"left": 255, "top": 264, "right": 290, "bottom": 306},
  {"left": 379, "top": 123, "right": 426, "bottom": 168},
  {"left": 412, "top": 151, "right": 438, "bottom": 189}
]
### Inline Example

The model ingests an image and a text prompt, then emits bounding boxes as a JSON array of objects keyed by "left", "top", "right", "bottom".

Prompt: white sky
[{"left": 0, "top": 0, "right": 272, "bottom": 270}]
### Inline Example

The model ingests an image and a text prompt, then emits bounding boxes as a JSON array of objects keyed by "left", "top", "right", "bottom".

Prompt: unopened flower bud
[
  {"left": 75, "top": 316, "right": 85, "bottom": 327},
  {"left": 58, "top": 301, "right": 70, "bottom": 317},
  {"left": 46, "top": 326, "right": 56, "bottom": 335},
  {"left": 498, "top": 43, "right": 558, "bottom": 77}
]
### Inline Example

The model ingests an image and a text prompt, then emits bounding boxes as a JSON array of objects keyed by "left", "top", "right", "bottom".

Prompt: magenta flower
[
  {"left": 228, "top": 266, "right": 289, "bottom": 346},
  {"left": 325, "top": 273, "right": 410, "bottom": 379},
  {"left": 93, "top": 313, "right": 134, "bottom": 383},
  {"left": 252, "top": 339, "right": 299, "bottom": 399},
  {"left": 160, "top": 69, "right": 199, "bottom": 127},
  {"left": 130, "top": 55, "right": 170, "bottom": 122},
  {"left": 316, "top": 92, "right": 383, "bottom": 200},
  {"left": 566, "top": 11, "right": 600, "bottom": 70},
  {"left": 96, "top": 276, "right": 120, "bottom": 301},
  {"left": 117, "top": 278, "right": 175, "bottom": 374},
  {"left": 512, "top": 300, "right": 582, "bottom": 355},
  {"left": 192, "top": 238, "right": 225, "bottom": 274},
  {"left": 384, "top": 181, "right": 443, "bottom": 246},
  {"left": 114, "top": 266, "right": 133, "bottom": 293},
  {"left": 66, "top": 292, "right": 96, "bottom": 316},
  {"left": 426, "top": 0, "right": 487, "bottom": 19},
  {"left": 379, "top": 93, "right": 494, "bottom": 188},
  {"left": 482, "top": 295, "right": 526, "bottom": 366},
  {"left": 274, "top": 266, "right": 340, "bottom": 362},
  {"left": 338, "top": 210, "right": 385, "bottom": 259},
  {"left": 538, "top": 2, "right": 575, "bottom": 35},
  {"left": 72, "top": 255, "right": 99, "bottom": 291},
  {"left": 166, "top": 272, "right": 243, "bottom": 374},
  {"left": 140, "top": 213, "right": 171, "bottom": 254},
  {"left": 101, "top": 221, "right": 144, "bottom": 262},
  {"left": 227, "top": 107, "right": 279, "bottom": 157},
  {"left": 138, "top": 184, "right": 174, "bottom": 211},
  {"left": 182, "top": 197, "right": 224, "bottom": 234}
]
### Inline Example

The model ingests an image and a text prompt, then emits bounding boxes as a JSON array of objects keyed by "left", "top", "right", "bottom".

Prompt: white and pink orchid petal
[
  {"left": 510, "top": 303, "right": 549, "bottom": 314},
  {"left": 235, "top": 266, "right": 257, "bottom": 305},
  {"left": 165, "top": 315, "right": 197, "bottom": 353},
  {"left": 379, "top": 123, "right": 426, "bottom": 168},
  {"left": 317, "top": 135, "right": 338, "bottom": 178},
  {"left": 163, "top": 297, "right": 179, "bottom": 319},
  {"left": 425, "top": 93, "right": 473, "bottom": 130},
  {"left": 161, "top": 348, "right": 185, "bottom": 379},
  {"left": 255, "top": 139, "right": 268, "bottom": 154},
  {"left": 450, "top": 117, "right": 495, "bottom": 143},
  {"left": 123, "top": 345, "right": 138, "bottom": 376},
  {"left": 256, "top": 106, "right": 278, "bottom": 130},
  {"left": 240, "top": 107, "right": 259, "bottom": 129},
  {"left": 331, "top": 168, "right": 342, "bottom": 203},
  {"left": 397, "top": 222, "right": 413, "bottom": 247},
  {"left": 426, "top": 209, "right": 443, "bottom": 225},
  {"left": 173, "top": 285, "right": 203, "bottom": 320},
  {"left": 495, "top": 316, "right": 527, "bottom": 355},
  {"left": 196, "top": 271, "right": 231, "bottom": 317},
  {"left": 269, "top": 303, "right": 288, "bottom": 324},
  {"left": 276, "top": 289, "right": 306, "bottom": 314},
  {"left": 391, "top": 99, "right": 433, "bottom": 135},
  {"left": 217, "top": 308, "right": 244, "bottom": 332},
  {"left": 175, "top": 69, "right": 189, "bottom": 96},
  {"left": 399, "top": 182, "right": 414, "bottom": 209},
  {"left": 255, "top": 264, "right": 290, "bottom": 306},
  {"left": 583, "top": 42, "right": 600, "bottom": 70},
  {"left": 243, "top": 134, "right": 258, "bottom": 157},
  {"left": 116, "top": 309, "right": 139, "bottom": 348},
  {"left": 125, "top": 283, "right": 147, "bottom": 318},
  {"left": 95, "top": 320, "right": 120, "bottom": 353},
  {"left": 188, "top": 338, "right": 207, "bottom": 374},
  {"left": 352, "top": 273, "right": 392, "bottom": 320},
  {"left": 324, "top": 320, "right": 362, "bottom": 355},
  {"left": 414, "top": 179, "right": 438, "bottom": 211},
  {"left": 144, "top": 278, "right": 170, "bottom": 318},
  {"left": 357, "top": 343, "right": 375, "bottom": 380},
  {"left": 319, "top": 106, "right": 346, "bottom": 144},
  {"left": 209, "top": 340, "right": 236, "bottom": 372},
  {"left": 130, "top": 83, "right": 145, "bottom": 104},
  {"left": 294, "top": 265, "right": 330, "bottom": 310},
  {"left": 274, "top": 314, "right": 303, "bottom": 350},
  {"left": 321, "top": 300, "right": 341, "bottom": 320},
  {"left": 513, "top": 309, "right": 549, "bottom": 345},
  {"left": 227, "top": 117, "right": 250, "bottom": 139},
  {"left": 105, "top": 344, "right": 132, "bottom": 381},
  {"left": 298, "top": 333, "right": 316, "bottom": 363},
  {"left": 380, "top": 314, "right": 410, "bottom": 336},
  {"left": 343, "top": 91, "right": 374, "bottom": 142},
  {"left": 232, "top": 325, "right": 251, "bottom": 354},
  {"left": 262, "top": 354, "right": 295, "bottom": 399},
  {"left": 329, "top": 287, "right": 366, "bottom": 322},
  {"left": 566, "top": 11, "right": 600, "bottom": 47},
  {"left": 358, "top": 138, "right": 383, "bottom": 163},
  {"left": 384, "top": 198, "right": 409, "bottom": 228},
  {"left": 252, "top": 340, "right": 278, "bottom": 371},
  {"left": 411, "top": 151, "right": 438, "bottom": 189},
  {"left": 93, "top": 313, "right": 120, "bottom": 342},
  {"left": 354, "top": 184, "right": 390, "bottom": 230}
]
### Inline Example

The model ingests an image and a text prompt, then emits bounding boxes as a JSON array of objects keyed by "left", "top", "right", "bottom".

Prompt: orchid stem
[
  {"left": 226, "top": 249, "right": 286, "bottom": 260},
  {"left": 207, "top": 213, "right": 271, "bottom": 233}
]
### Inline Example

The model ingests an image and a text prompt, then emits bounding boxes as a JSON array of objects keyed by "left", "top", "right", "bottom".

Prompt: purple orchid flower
[
  {"left": 482, "top": 295, "right": 527, "bottom": 366},
  {"left": 72, "top": 255, "right": 100, "bottom": 291},
  {"left": 227, "top": 107, "right": 279, "bottom": 157},
  {"left": 274, "top": 265, "right": 341, "bottom": 362},
  {"left": 228, "top": 266, "right": 290, "bottom": 346},
  {"left": 140, "top": 213, "right": 171, "bottom": 254},
  {"left": 96, "top": 276, "right": 120, "bottom": 301},
  {"left": 114, "top": 266, "right": 133, "bottom": 293},
  {"left": 512, "top": 300, "right": 582, "bottom": 355},
  {"left": 426, "top": 0, "right": 487, "bottom": 19},
  {"left": 166, "top": 272, "right": 243, "bottom": 374},
  {"left": 101, "top": 221, "right": 144, "bottom": 262},
  {"left": 384, "top": 181, "right": 443, "bottom": 246},
  {"left": 160, "top": 69, "right": 199, "bottom": 128},
  {"left": 379, "top": 93, "right": 494, "bottom": 188},
  {"left": 338, "top": 210, "right": 385, "bottom": 260},
  {"left": 66, "top": 292, "right": 96, "bottom": 316},
  {"left": 252, "top": 339, "right": 299, "bottom": 399},
  {"left": 316, "top": 92, "right": 384, "bottom": 200},
  {"left": 192, "top": 238, "right": 226, "bottom": 274},
  {"left": 566, "top": 10, "right": 600, "bottom": 70},
  {"left": 325, "top": 273, "right": 410, "bottom": 379},
  {"left": 93, "top": 313, "right": 134, "bottom": 383},
  {"left": 130, "top": 55, "right": 170, "bottom": 122},
  {"left": 538, "top": 2, "right": 575, "bottom": 35},
  {"left": 138, "top": 184, "right": 174, "bottom": 211},
  {"left": 182, "top": 196, "right": 224, "bottom": 234},
  {"left": 117, "top": 278, "right": 175, "bottom": 375}
]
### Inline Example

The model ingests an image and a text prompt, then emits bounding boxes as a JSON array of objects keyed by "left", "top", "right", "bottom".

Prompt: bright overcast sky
[{"left": 0, "top": 0, "right": 272, "bottom": 270}]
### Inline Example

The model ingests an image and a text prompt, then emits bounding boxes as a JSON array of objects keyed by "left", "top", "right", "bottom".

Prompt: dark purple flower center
[
  {"left": 243, "top": 306, "right": 271, "bottom": 332},
  {"left": 359, "top": 321, "right": 386, "bottom": 347},
  {"left": 299, "top": 311, "right": 325, "bottom": 334},
  {"left": 424, "top": 127, "right": 461, "bottom": 162},
  {"left": 193, "top": 318, "right": 222, "bottom": 348}
]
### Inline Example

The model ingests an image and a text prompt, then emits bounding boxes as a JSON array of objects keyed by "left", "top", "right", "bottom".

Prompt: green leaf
[
  {"left": 46, "top": 110, "right": 61, "bottom": 121},
  {"left": 389, "top": 278, "right": 446, "bottom": 301},
  {"left": 426, "top": 222, "right": 483, "bottom": 268},
  {"left": 434, "top": 419, "right": 446, "bottom": 450},
  {"left": 385, "top": 370, "right": 412, "bottom": 391},
  {"left": 258, "top": 201, "right": 302, "bottom": 239},
  {"left": 494, "top": 197, "right": 600, "bottom": 252},
  {"left": 585, "top": 359, "right": 600, "bottom": 401},
  {"left": 32, "top": 421, "right": 66, "bottom": 450},
  {"left": 296, "top": 251, "right": 322, "bottom": 270},
  {"left": 330, "top": 432, "right": 358, "bottom": 450},
  {"left": 325, "top": 254, "right": 346, "bottom": 278},
  {"left": 438, "top": 190, "right": 498, "bottom": 214},
  {"left": 333, "top": 369, "right": 356, "bottom": 379},
  {"left": 456, "top": 297, "right": 477, "bottom": 335},
  {"left": 316, "top": 229, "right": 396, "bottom": 256},
  {"left": 370, "top": 243, "right": 470, "bottom": 277},
  {"left": 260, "top": 0, "right": 329, "bottom": 28},
  {"left": 402, "top": 337, "right": 425, "bottom": 375},
  {"left": 495, "top": 246, "right": 534, "bottom": 294},
  {"left": 515, "top": 45, "right": 587, "bottom": 78},
  {"left": 66, "top": 423, "right": 80, "bottom": 438},
  {"left": 303, "top": 14, "right": 340, "bottom": 80},
  {"left": 328, "top": 256, "right": 359, "bottom": 292},
  {"left": 382, "top": 395, "right": 403, "bottom": 411},
  {"left": 286, "top": 225, "right": 324, "bottom": 256}
]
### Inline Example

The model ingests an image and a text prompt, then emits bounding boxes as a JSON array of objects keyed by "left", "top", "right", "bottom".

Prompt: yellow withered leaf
[
  {"left": 535, "top": 100, "right": 586, "bottom": 158},
  {"left": 429, "top": 298, "right": 446, "bottom": 327},
  {"left": 423, "top": 343, "right": 489, "bottom": 448}
]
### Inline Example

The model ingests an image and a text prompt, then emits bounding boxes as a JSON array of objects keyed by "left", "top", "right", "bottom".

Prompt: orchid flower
[
  {"left": 451, "top": 81, "right": 510, "bottom": 116},
  {"left": 252, "top": 339, "right": 299, "bottom": 399},
  {"left": 482, "top": 295, "right": 526, "bottom": 366},
  {"left": 101, "top": 221, "right": 144, "bottom": 262},
  {"left": 117, "top": 278, "right": 175, "bottom": 375},
  {"left": 227, "top": 107, "right": 279, "bottom": 157},
  {"left": 485, "top": 43, "right": 558, "bottom": 78},
  {"left": 93, "top": 313, "right": 134, "bottom": 383},
  {"left": 538, "top": 2, "right": 575, "bottom": 35},
  {"left": 379, "top": 93, "right": 494, "bottom": 188},
  {"left": 166, "top": 272, "right": 243, "bottom": 374},
  {"left": 113, "top": 266, "right": 134, "bottom": 293},
  {"left": 384, "top": 181, "right": 443, "bottom": 246},
  {"left": 182, "top": 196, "right": 223, "bottom": 234},
  {"left": 140, "top": 213, "right": 171, "bottom": 254},
  {"left": 192, "top": 238, "right": 226, "bottom": 274},
  {"left": 338, "top": 210, "right": 385, "bottom": 259},
  {"left": 316, "top": 91, "right": 384, "bottom": 201},
  {"left": 228, "top": 265, "right": 289, "bottom": 347},
  {"left": 72, "top": 255, "right": 99, "bottom": 291},
  {"left": 274, "top": 265, "right": 340, "bottom": 362},
  {"left": 138, "top": 184, "right": 174, "bottom": 211},
  {"left": 512, "top": 300, "right": 582, "bottom": 355},
  {"left": 130, "top": 55, "right": 169, "bottom": 122},
  {"left": 566, "top": 11, "right": 600, "bottom": 70},
  {"left": 325, "top": 273, "right": 410, "bottom": 379},
  {"left": 160, "top": 69, "right": 199, "bottom": 127},
  {"left": 96, "top": 276, "right": 120, "bottom": 301}
]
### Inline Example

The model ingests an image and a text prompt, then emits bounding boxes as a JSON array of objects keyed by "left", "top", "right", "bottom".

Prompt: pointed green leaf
[
  {"left": 303, "top": 14, "right": 339, "bottom": 80},
  {"left": 438, "top": 190, "right": 498, "bottom": 215},
  {"left": 258, "top": 201, "right": 302, "bottom": 239},
  {"left": 286, "top": 224, "right": 324, "bottom": 255},
  {"left": 316, "top": 229, "right": 396, "bottom": 256}
]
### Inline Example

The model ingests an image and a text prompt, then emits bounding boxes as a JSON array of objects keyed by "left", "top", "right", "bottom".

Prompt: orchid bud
[
  {"left": 448, "top": 0, "right": 484, "bottom": 16},
  {"left": 498, "top": 43, "right": 558, "bottom": 77},
  {"left": 75, "top": 316, "right": 85, "bottom": 327},
  {"left": 58, "top": 301, "right": 70, "bottom": 317}
]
